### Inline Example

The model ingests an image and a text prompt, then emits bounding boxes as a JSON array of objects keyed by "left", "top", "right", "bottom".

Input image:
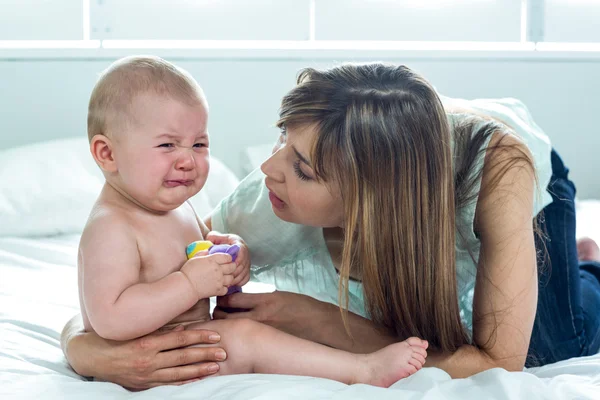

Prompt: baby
[{"left": 78, "top": 55, "right": 428, "bottom": 388}]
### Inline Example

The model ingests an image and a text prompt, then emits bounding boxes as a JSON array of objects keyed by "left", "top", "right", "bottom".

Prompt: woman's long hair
[{"left": 276, "top": 63, "right": 535, "bottom": 352}]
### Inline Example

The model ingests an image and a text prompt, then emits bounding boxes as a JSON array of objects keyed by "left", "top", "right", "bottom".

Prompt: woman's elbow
[
  {"left": 500, "top": 359, "right": 526, "bottom": 372},
  {"left": 484, "top": 351, "right": 527, "bottom": 372}
]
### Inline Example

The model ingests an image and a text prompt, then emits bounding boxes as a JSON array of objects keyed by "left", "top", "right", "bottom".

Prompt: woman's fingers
[
  {"left": 216, "top": 292, "right": 264, "bottom": 309},
  {"left": 212, "top": 308, "right": 227, "bottom": 320},
  {"left": 205, "top": 231, "right": 230, "bottom": 245},
  {"left": 212, "top": 307, "right": 255, "bottom": 320},
  {"left": 232, "top": 270, "right": 250, "bottom": 287},
  {"left": 151, "top": 328, "right": 222, "bottom": 351},
  {"left": 150, "top": 363, "right": 219, "bottom": 385},
  {"left": 232, "top": 262, "right": 246, "bottom": 278},
  {"left": 155, "top": 346, "right": 227, "bottom": 369}
]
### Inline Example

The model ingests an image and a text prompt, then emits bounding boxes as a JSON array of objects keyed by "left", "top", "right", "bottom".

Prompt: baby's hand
[
  {"left": 205, "top": 231, "right": 251, "bottom": 287},
  {"left": 181, "top": 252, "right": 236, "bottom": 299}
]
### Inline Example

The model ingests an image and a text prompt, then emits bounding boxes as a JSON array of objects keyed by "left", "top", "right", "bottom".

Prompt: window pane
[
  {"left": 91, "top": 0, "right": 310, "bottom": 40},
  {"left": 0, "top": 0, "right": 83, "bottom": 40},
  {"left": 544, "top": 0, "right": 600, "bottom": 42},
  {"left": 315, "top": 0, "right": 522, "bottom": 41}
]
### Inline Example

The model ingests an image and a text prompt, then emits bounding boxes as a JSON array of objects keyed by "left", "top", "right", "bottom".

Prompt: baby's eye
[
  {"left": 193, "top": 143, "right": 207, "bottom": 148},
  {"left": 158, "top": 143, "right": 174, "bottom": 148}
]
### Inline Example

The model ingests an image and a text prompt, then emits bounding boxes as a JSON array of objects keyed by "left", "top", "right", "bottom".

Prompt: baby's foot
[
  {"left": 356, "top": 337, "right": 428, "bottom": 388},
  {"left": 577, "top": 237, "right": 600, "bottom": 261}
]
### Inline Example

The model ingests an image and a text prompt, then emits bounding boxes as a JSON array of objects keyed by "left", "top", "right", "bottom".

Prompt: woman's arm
[
  {"left": 427, "top": 134, "right": 538, "bottom": 377},
  {"left": 214, "top": 291, "right": 399, "bottom": 353},
  {"left": 428, "top": 133, "right": 538, "bottom": 377},
  {"left": 215, "top": 291, "right": 501, "bottom": 377},
  {"left": 470, "top": 134, "right": 538, "bottom": 368},
  {"left": 61, "top": 314, "right": 226, "bottom": 389}
]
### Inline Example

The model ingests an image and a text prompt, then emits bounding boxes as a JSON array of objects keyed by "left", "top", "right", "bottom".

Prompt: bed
[{"left": 1, "top": 138, "right": 600, "bottom": 399}]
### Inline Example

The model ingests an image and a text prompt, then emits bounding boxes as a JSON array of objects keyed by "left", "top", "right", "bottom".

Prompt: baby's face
[{"left": 111, "top": 93, "right": 210, "bottom": 212}]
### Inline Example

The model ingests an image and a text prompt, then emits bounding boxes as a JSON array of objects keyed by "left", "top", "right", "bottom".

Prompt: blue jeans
[{"left": 527, "top": 150, "right": 600, "bottom": 367}]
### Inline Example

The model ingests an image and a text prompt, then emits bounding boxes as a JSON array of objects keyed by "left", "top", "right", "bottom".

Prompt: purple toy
[{"left": 208, "top": 244, "right": 242, "bottom": 295}]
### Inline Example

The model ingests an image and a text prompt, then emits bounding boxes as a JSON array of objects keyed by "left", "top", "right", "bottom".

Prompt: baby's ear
[{"left": 90, "top": 134, "right": 117, "bottom": 173}]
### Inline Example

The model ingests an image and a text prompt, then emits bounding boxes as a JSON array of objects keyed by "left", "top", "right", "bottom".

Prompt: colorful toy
[{"left": 186, "top": 240, "right": 242, "bottom": 296}]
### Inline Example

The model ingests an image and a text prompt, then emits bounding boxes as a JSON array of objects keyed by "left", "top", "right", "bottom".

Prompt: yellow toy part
[{"left": 186, "top": 240, "right": 214, "bottom": 259}]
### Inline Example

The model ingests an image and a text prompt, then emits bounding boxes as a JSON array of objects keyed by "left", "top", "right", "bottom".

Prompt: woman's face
[{"left": 261, "top": 124, "right": 344, "bottom": 228}]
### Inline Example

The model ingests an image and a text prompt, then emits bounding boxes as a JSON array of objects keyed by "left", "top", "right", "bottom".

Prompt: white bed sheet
[{"left": 2, "top": 209, "right": 600, "bottom": 399}]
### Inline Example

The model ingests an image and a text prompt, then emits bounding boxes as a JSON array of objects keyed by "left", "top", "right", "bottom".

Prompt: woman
[{"left": 61, "top": 63, "right": 600, "bottom": 388}]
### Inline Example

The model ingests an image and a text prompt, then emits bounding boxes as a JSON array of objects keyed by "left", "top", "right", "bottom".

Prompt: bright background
[{"left": 1, "top": 0, "right": 599, "bottom": 197}]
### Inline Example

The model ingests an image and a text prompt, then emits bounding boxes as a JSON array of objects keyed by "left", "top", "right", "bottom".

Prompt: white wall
[{"left": 1, "top": 54, "right": 599, "bottom": 198}]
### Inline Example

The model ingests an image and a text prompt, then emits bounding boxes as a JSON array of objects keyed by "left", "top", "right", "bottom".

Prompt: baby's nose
[{"left": 175, "top": 152, "right": 195, "bottom": 170}]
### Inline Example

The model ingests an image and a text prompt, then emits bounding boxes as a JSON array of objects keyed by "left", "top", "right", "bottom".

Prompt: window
[
  {"left": 0, "top": 1, "right": 599, "bottom": 52},
  {"left": 544, "top": 0, "right": 600, "bottom": 42},
  {"left": 90, "top": 0, "right": 310, "bottom": 40},
  {"left": 0, "top": 0, "right": 84, "bottom": 40},
  {"left": 315, "top": 0, "right": 523, "bottom": 42}
]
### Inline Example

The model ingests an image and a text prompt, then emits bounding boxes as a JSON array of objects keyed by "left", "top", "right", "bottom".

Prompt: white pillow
[{"left": 0, "top": 137, "right": 239, "bottom": 237}]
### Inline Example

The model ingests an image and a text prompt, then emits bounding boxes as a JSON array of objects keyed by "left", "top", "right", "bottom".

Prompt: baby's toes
[
  {"left": 411, "top": 351, "right": 426, "bottom": 366},
  {"left": 408, "top": 357, "right": 423, "bottom": 371},
  {"left": 406, "top": 337, "right": 429, "bottom": 349},
  {"left": 411, "top": 344, "right": 427, "bottom": 360}
]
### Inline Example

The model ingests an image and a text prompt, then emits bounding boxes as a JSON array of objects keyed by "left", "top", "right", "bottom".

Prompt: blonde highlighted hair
[{"left": 87, "top": 55, "right": 205, "bottom": 141}]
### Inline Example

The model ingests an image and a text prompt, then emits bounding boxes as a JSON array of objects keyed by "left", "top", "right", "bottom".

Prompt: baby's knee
[{"left": 222, "top": 318, "right": 265, "bottom": 336}]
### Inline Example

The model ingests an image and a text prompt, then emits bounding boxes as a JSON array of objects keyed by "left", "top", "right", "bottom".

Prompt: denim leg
[
  {"left": 580, "top": 263, "right": 600, "bottom": 353},
  {"left": 526, "top": 150, "right": 600, "bottom": 367}
]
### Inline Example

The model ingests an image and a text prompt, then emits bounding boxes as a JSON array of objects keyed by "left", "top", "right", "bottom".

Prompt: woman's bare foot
[
  {"left": 355, "top": 337, "right": 428, "bottom": 388},
  {"left": 577, "top": 237, "right": 600, "bottom": 261}
]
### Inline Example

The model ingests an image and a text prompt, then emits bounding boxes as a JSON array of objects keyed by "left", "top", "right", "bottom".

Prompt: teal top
[{"left": 211, "top": 96, "right": 552, "bottom": 336}]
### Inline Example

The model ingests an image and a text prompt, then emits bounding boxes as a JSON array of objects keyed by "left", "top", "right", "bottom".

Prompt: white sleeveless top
[
  {"left": 211, "top": 96, "right": 552, "bottom": 336},
  {"left": 441, "top": 96, "right": 552, "bottom": 332}
]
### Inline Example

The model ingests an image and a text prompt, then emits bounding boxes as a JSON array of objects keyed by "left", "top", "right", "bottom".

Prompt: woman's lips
[{"left": 268, "top": 191, "right": 285, "bottom": 210}]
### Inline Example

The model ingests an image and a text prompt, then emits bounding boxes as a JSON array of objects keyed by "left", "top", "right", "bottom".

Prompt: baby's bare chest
[{"left": 135, "top": 213, "right": 203, "bottom": 283}]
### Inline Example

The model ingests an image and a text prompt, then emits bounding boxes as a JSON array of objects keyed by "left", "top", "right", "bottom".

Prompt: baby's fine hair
[{"left": 87, "top": 55, "right": 205, "bottom": 141}]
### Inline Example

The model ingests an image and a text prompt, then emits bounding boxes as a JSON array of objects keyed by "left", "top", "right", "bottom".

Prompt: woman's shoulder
[{"left": 443, "top": 94, "right": 553, "bottom": 215}]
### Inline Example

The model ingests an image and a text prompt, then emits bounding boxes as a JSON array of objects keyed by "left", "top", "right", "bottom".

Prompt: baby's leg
[{"left": 187, "top": 319, "right": 427, "bottom": 387}]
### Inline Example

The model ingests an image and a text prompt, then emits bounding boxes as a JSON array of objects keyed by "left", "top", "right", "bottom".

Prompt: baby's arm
[
  {"left": 204, "top": 215, "right": 213, "bottom": 231},
  {"left": 80, "top": 215, "right": 199, "bottom": 341}
]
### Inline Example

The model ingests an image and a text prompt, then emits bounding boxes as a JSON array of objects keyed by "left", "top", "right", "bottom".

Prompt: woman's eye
[{"left": 293, "top": 160, "right": 311, "bottom": 181}]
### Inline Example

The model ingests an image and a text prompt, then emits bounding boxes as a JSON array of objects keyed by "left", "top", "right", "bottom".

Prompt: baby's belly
[{"left": 166, "top": 298, "right": 211, "bottom": 326}]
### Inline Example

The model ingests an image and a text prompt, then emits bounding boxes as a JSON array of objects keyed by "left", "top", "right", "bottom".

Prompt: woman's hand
[
  {"left": 64, "top": 320, "right": 227, "bottom": 390},
  {"left": 205, "top": 231, "right": 250, "bottom": 287},
  {"left": 213, "top": 291, "right": 324, "bottom": 340},
  {"left": 214, "top": 291, "right": 400, "bottom": 353}
]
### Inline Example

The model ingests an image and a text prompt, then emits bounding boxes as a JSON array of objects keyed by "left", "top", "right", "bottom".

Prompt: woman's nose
[{"left": 261, "top": 148, "right": 285, "bottom": 182}]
